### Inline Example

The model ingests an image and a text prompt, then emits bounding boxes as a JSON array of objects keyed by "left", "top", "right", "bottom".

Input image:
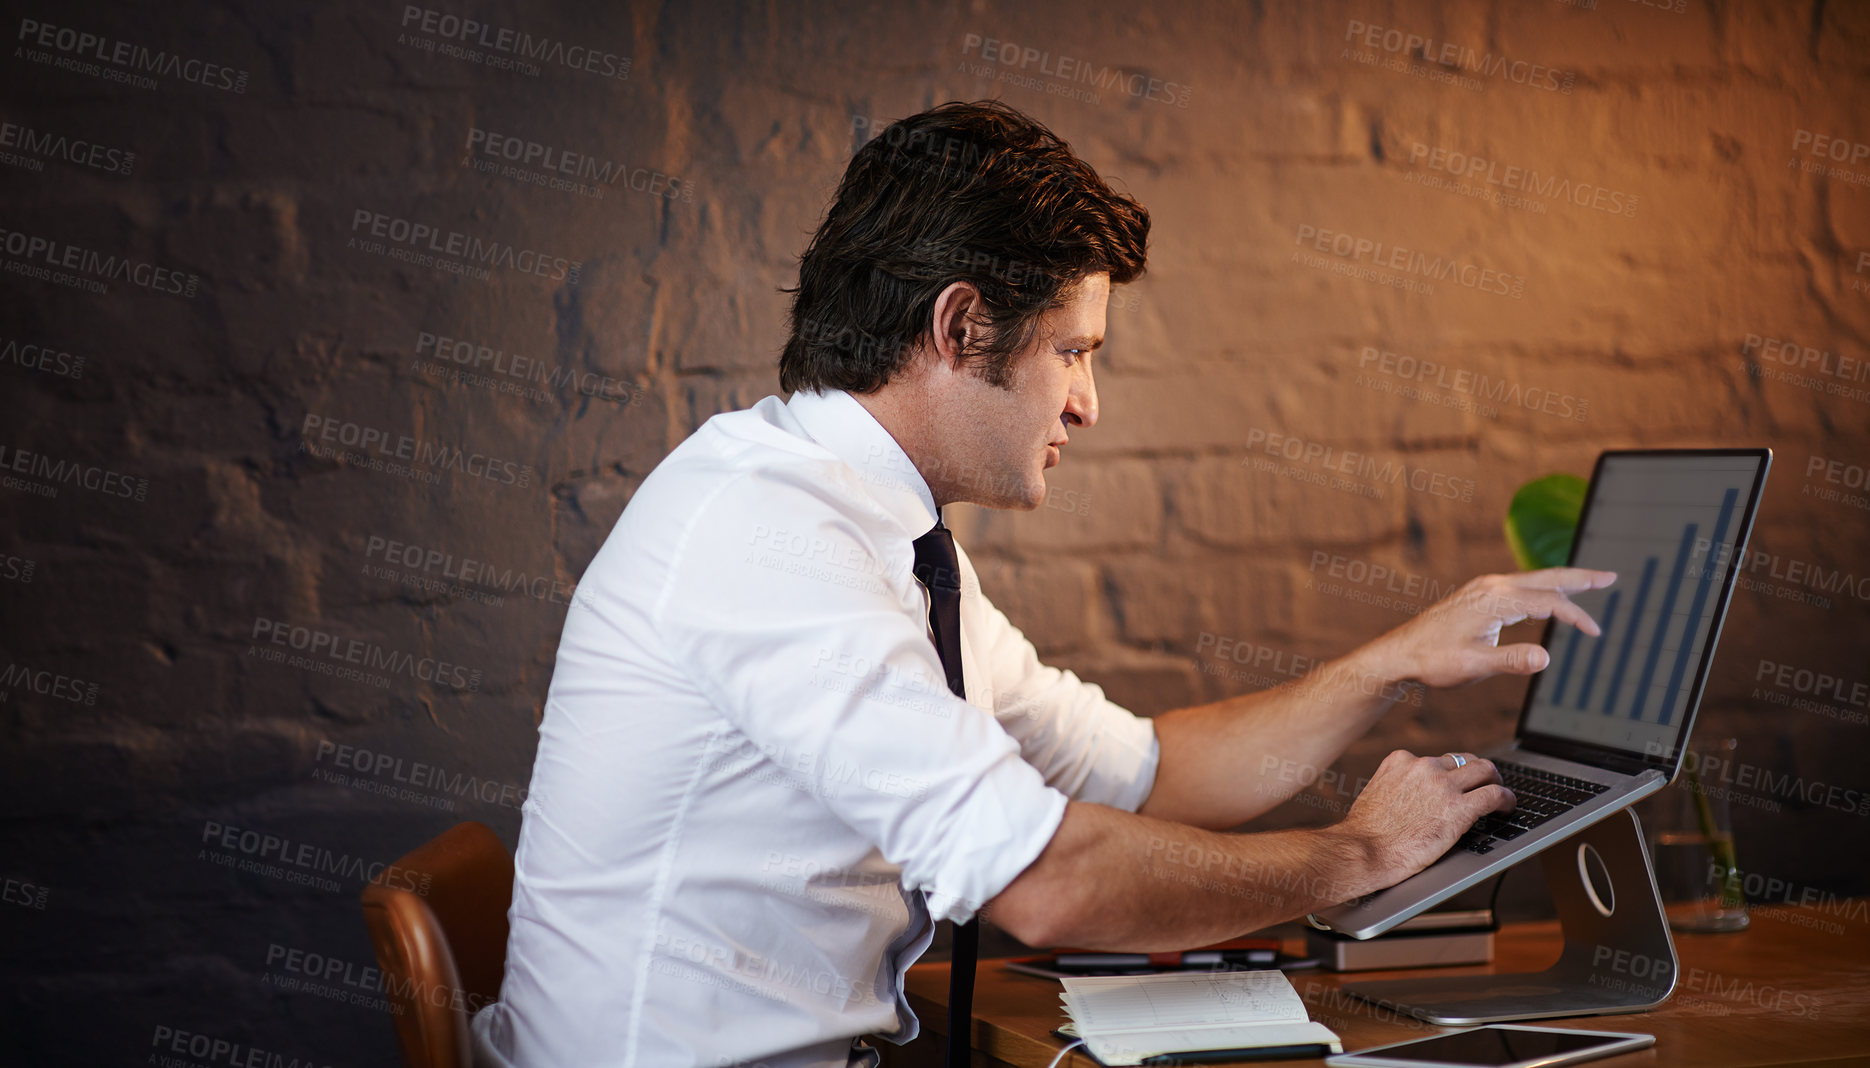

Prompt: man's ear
[{"left": 928, "top": 281, "right": 984, "bottom": 370}]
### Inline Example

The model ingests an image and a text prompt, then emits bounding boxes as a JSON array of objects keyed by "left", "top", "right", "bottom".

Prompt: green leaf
[{"left": 1504, "top": 473, "right": 1588, "bottom": 570}]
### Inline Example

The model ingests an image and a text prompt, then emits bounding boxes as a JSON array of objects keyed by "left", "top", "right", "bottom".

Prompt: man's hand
[
  {"left": 1339, "top": 749, "right": 1516, "bottom": 887},
  {"left": 1374, "top": 567, "right": 1617, "bottom": 689}
]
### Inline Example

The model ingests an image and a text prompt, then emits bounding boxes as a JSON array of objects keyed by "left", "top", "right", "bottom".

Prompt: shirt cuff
[
  {"left": 1070, "top": 698, "right": 1161, "bottom": 814},
  {"left": 922, "top": 776, "right": 1068, "bottom": 927}
]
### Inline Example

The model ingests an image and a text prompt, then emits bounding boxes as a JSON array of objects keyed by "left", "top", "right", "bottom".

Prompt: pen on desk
[
  {"left": 1140, "top": 1044, "right": 1332, "bottom": 1065},
  {"left": 1136, "top": 1047, "right": 1331, "bottom": 1062},
  {"left": 1054, "top": 948, "right": 1277, "bottom": 970}
]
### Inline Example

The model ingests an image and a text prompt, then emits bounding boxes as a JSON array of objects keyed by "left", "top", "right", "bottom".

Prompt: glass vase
[{"left": 1641, "top": 737, "right": 1749, "bottom": 933}]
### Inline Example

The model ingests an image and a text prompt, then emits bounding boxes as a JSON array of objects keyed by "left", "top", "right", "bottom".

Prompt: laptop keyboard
[{"left": 1455, "top": 763, "right": 1610, "bottom": 854}]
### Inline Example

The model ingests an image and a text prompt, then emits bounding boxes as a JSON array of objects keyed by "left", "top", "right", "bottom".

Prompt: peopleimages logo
[
  {"left": 149, "top": 1025, "right": 332, "bottom": 1068},
  {"left": 16, "top": 17, "right": 250, "bottom": 93},
  {"left": 0, "top": 441, "right": 148, "bottom": 501},
  {"left": 0, "top": 334, "right": 86, "bottom": 379},
  {"left": 0, "top": 552, "right": 34, "bottom": 583},
  {"left": 0, "top": 118, "right": 135, "bottom": 175},
  {"left": 0, "top": 661, "right": 99, "bottom": 705},
  {"left": 263, "top": 940, "right": 495, "bottom": 1016},
  {"left": 249, "top": 616, "right": 483, "bottom": 692},
  {"left": 1293, "top": 223, "right": 1525, "bottom": 300},
  {"left": 413, "top": 330, "right": 644, "bottom": 406},
  {"left": 200, "top": 819, "right": 433, "bottom": 895},
  {"left": 1754, "top": 660, "right": 1870, "bottom": 714},
  {"left": 299, "top": 411, "right": 534, "bottom": 489},
  {"left": 1740, "top": 333, "right": 1870, "bottom": 407},
  {"left": 399, "top": 5, "right": 631, "bottom": 79},
  {"left": 1343, "top": 19, "right": 1575, "bottom": 94},
  {"left": 316, "top": 741, "right": 529, "bottom": 809},
  {"left": 1642, "top": 740, "right": 1870, "bottom": 817},
  {"left": 959, "top": 33, "right": 1193, "bottom": 108},
  {"left": 1242, "top": 427, "right": 1478, "bottom": 502},
  {"left": 349, "top": 208, "right": 581, "bottom": 284},
  {"left": 464, "top": 127, "right": 694, "bottom": 201},
  {"left": 0, "top": 223, "right": 199, "bottom": 297},
  {"left": 1699, "top": 536, "right": 1870, "bottom": 606},
  {"left": 1788, "top": 129, "right": 1870, "bottom": 188},
  {"left": 364, "top": 533, "right": 576, "bottom": 605},
  {"left": 1407, "top": 142, "right": 1638, "bottom": 218},
  {"left": 1357, "top": 345, "right": 1589, "bottom": 420}
]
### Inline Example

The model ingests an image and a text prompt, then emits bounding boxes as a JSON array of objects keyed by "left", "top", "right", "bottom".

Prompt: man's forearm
[
  {"left": 989, "top": 800, "right": 1386, "bottom": 951},
  {"left": 1139, "top": 639, "right": 1415, "bottom": 829}
]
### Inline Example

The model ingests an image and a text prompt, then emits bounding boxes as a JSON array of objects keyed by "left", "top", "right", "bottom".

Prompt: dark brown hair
[{"left": 779, "top": 100, "right": 1149, "bottom": 394}]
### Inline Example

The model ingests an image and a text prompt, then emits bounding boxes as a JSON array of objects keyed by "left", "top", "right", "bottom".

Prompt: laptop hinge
[{"left": 1517, "top": 734, "right": 1654, "bottom": 777}]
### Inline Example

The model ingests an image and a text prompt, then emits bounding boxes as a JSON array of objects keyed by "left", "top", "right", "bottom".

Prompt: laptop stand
[{"left": 1343, "top": 808, "right": 1678, "bottom": 1025}]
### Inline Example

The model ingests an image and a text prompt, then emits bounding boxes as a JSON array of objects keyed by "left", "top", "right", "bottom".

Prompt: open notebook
[{"left": 1058, "top": 970, "right": 1342, "bottom": 1065}]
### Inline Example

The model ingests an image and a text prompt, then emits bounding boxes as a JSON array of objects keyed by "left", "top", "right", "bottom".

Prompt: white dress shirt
[{"left": 472, "top": 387, "right": 1159, "bottom": 1067}]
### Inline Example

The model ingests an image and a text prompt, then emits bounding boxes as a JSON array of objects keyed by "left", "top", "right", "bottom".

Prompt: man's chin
[
  {"left": 957, "top": 467, "right": 1047, "bottom": 510},
  {"left": 980, "top": 481, "right": 1047, "bottom": 511},
  {"left": 1019, "top": 477, "right": 1050, "bottom": 511}
]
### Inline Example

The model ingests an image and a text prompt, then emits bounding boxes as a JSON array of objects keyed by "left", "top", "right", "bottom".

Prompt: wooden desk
[{"left": 878, "top": 905, "right": 1870, "bottom": 1067}]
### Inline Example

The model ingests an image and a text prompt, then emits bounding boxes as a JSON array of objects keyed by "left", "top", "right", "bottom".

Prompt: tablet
[{"left": 1326, "top": 1025, "right": 1654, "bottom": 1068}]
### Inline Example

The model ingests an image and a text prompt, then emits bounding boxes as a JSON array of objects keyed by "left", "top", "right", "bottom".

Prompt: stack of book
[
  {"left": 1005, "top": 937, "right": 1297, "bottom": 980},
  {"left": 1304, "top": 907, "right": 1496, "bottom": 971}
]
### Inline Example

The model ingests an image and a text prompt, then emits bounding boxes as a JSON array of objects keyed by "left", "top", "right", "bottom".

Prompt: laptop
[{"left": 1312, "top": 448, "right": 1773, "bottom": 939}]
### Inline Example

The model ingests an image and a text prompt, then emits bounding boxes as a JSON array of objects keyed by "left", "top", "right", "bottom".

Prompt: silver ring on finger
[{"left": 1445, "top": 752, "right": 1468, "bottom": 769}]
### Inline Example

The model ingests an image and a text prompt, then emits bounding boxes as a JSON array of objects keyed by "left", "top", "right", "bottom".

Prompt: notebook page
[{"left": 1059, "top": 970, "right": 1307, "bottom": 1031}]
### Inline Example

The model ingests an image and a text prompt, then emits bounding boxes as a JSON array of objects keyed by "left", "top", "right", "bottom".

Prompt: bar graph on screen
[{"left": 1524, "top": 456, "right": 1765, "bottom": 757}]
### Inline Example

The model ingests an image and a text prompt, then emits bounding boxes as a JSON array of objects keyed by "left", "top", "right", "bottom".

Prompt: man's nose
[{"left": 1064, "top": 362, "right": 1098, "bottom": 429}]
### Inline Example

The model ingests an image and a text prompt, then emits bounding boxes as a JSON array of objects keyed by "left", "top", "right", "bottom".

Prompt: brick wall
[{"left": 2, "top": 0, "right": 1867, "bottom": 1061}]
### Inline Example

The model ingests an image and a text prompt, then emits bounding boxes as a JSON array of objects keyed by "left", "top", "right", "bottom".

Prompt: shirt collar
[{"left": 786, "top": 388, "right": 940, "bottom": 538}]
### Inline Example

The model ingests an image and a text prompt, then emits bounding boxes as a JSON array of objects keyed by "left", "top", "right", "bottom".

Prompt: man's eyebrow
[{"left": 1058, "top": 335, "right": 1105, "bottom": 350}]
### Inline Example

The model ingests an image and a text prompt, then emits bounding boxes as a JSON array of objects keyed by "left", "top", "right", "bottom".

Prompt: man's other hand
[
  {"left": 1340, "top": 749, "right": 1516, "bottom": 887},
  {"left": 1375, "top": 568, "right": 1616, "bottom": 689}
]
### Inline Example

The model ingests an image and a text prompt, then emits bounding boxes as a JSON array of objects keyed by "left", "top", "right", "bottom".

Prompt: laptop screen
[{"left": 1520, "top": 450, "right": 1770, "bottom": 764}]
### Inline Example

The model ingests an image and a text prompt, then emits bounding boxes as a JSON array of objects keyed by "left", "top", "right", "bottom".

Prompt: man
[{"left": 471, "top": 100, "right": 1613, "bottom": 1066}]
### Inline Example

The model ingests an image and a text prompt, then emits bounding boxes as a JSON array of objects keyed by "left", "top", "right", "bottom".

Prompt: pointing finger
[
  {"left": 1478, "top": 588, "right": 1603, "bottom": 637},
  {"left": 1510, "top": 567, "right": 1618, "bottom": 592},
  {"left": 1547, "top": 592, "right": 1603, "bottom": 637}
]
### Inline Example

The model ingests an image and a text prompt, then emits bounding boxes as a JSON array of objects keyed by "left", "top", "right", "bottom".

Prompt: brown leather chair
[{"left": 360, "top": 820, "right": 515, "bottom": 1068}]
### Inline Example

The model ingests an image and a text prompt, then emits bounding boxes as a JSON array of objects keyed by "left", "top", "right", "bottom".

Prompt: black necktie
[{"left": 912, "top": 515, "right": 974, "bottom": 1068}]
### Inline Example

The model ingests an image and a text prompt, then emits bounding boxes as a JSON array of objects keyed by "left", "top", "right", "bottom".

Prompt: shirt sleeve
[
  {"left": 652, "top": 466, "right": 1067, "bottom": 925},
  {"left": 959, "top": 545, "right": 1160, "bottom": 813}
]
